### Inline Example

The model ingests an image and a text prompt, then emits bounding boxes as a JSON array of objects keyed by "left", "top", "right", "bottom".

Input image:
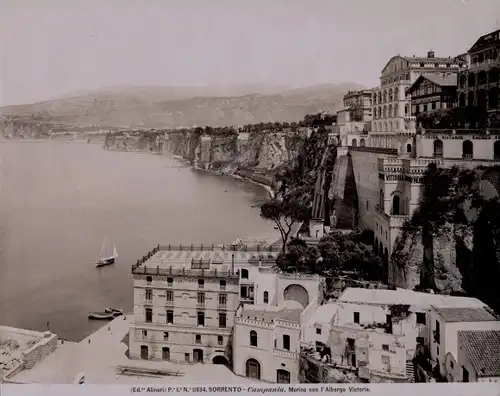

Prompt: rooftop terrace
[{"left": 131, "top": 245, "right": 279, "bottom": 276}]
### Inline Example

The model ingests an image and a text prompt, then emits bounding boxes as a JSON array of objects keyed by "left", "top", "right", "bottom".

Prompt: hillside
[{"left": 0, "top": 83, "right": 364, "bottom": 129}]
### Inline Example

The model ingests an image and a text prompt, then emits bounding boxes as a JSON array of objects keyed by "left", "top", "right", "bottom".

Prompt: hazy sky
[{"left": 1, "top": 0, "right": 499, "bottom": 105}]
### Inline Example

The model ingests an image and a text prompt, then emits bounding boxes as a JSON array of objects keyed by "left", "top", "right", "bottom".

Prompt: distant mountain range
[{"left": 0, "top": 83, "right": 364, "bottom": 128}]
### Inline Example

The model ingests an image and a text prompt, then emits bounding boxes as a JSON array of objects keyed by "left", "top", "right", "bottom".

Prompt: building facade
[
  {"left": 457, "top": 29, "right": 500, "bottom": 127},
  {"left": 407, "top": 74, "right": 458, "bottom": 118},
  {"left": 343, "top": 90, "right": 373, "bottom": 123},
  {"left": 128, "top": 245, "right": 279, "bottom": 365},
  {"left": 371, "top": 51, "right": 465, "bottom": 133}
]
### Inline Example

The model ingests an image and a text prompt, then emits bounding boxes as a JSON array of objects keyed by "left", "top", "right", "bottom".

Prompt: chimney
[{"left": 428, "top": 50, "right": 435, "bottom": 58}]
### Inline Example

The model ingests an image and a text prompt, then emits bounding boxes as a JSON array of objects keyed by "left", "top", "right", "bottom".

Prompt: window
[
  {"left": 263, "top": 291, "right": 269, "bottom": 304},
  {"left": 241, "top": 269, "right": 249, "bottom": 279},
  {"left": 146, "top": 276, "right": 152, "bottom": 284},
  {"left": 353, "top": 312, "right": 360, "bottom": 324},
  {"left": 195, "top": 334, "right": 201, "bottom": 344},
  {"left": 167, "top": 277, "right": 173, "bottom": 286},
  {"left": 198, "top": 279, "right": 204, "bottom": 288},
  {"left": 166, "top": 310, "right": 173, "bottom": 324},
  {"left": 219, "top": 313, "right": 227, "bottom": 328},
  {"left": 145, "top": 308, "right": 152, "bottom": 323},
  {"left": 250, "top": 330, "right": 258, "bottom": 347},
  {"left": 382, "top": 344, "right": 389, "bottom": 351},
  {"left": 163, "top": 332, "right": 169, "bottom": 340},
  {"left": 197, "top": 292, "right": 205, "bottom": 305},
  {"left": 197, "top": 311, "right": 205, "bottom": 326},
  {"left": 381, "top": 355, "right": 391, "bottom": 371},
  {"left": 316, "top": 327, "right": 322, "bottom": 335},
  {"left": 217, "top": 335, "right": 223, "bottom": 346},
  {"left": 416, "top": 312, "right": 426, "bottom": 325},
  {"left": 142, "top": 330, "right": 148, "bottom": 338},
  {"left": 218, "top": 293, "right": 227, "bottom": 308},
  {"left": 432, "top": 102, "right": 436, "bottom": 110},
  {"left": 416, "top": 337, "right": 424, "bottom": 345},
  {"left": 435, "top": 320, "right": 440, "bottom": 344},
  {"left": 145, "top": 288, "right": 152, "bottom": 300},
  {"left": 166, "top": 290, "right": 173, "bottom": 302},
  {"left": 283, "top": 335, "right": 290, "bottom": 351},
  {"left": 462, "top": 366, "right": 469, "bottom": 382},
  {"left": 185, "top": 353, "right": 190, "bottom": 363},
  {"left": 162, "top": 347, "right": 170, "bottom": 361},
  {"left": 220, "top": 279, "right": 226, "bottom": 290},
  {"left": 450, "top": 360, "right": 454, "bottom": 369}
]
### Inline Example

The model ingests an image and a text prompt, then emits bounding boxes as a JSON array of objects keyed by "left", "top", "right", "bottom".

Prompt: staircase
[{"left": 406, "top": 360, "right": 415, "bottom": 383}]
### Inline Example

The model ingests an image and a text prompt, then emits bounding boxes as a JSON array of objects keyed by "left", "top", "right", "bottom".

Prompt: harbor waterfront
[{"left": 0, "top": 142, "right": 277, "bottom": 342}]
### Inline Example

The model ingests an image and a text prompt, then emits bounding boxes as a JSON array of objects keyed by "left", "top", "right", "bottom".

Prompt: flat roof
[
  {"left": 433, "top": 307, "right": 498, "bottom": 323},
  {"left": 240, "top": 307, "right": 302, "bottom": 323},
  {"left": 11, "top": 316, "right": 261, "bottom": 384},
  {"left": 338, "top": 287, "right": 486, "bottom": 310},
  {"left": 308, "top": 303, "right": 338, "bottom": 327},
  {"left": 458, "top": 330, "right": 500, "bottom": 378}
]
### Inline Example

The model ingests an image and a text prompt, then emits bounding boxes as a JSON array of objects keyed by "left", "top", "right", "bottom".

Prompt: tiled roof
[
  {"left": 433, "top": 307, "right": 497, "bottom": 323},
  {"left": 423, "top": 74, "right": 457, "bottom": 87},
  {"left": 458, "top": 330, "right": 500, "bottom": 377}
]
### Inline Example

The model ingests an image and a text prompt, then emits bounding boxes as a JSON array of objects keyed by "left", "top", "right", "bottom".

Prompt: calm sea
[{"left": 0, "top": 142, "right": 274, "bottom": 341}]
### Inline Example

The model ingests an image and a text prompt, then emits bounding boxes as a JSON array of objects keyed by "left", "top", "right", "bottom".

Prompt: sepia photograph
[{"left": 0, "top": 0, "right": 500, "bottom": 391}]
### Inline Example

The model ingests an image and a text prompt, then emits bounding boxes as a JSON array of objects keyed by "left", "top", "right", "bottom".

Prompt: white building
[
  {"left": 233, "top": 273, "right": 325, "bottom": 383},
  {"left": 128, "top": 245, "right": 279, "bottom": 365},
  {"left": 302, "top": 287, "right": 494, "bottom": 383},
  {"left": 429, "top": 305, "right": 500, "bottom": 382},
  {"left": 456, "top": 330, "right": 500, "bottom": 383}
]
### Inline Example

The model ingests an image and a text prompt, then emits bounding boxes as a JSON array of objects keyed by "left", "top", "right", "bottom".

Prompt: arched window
[
  {"left": 407, "top": 143, "right": 412, "bottom": 153},
  {"left": 277, "top": 369, "right": 291, "bottom": 384},
  {"left": 404, "top": 104, "right": 409, "bottom": 116},
  {"left": 468, "top": 73, "right": 476, "bottom": 87},
  {"left": 389, "top": 88, "right": 393, "bottom": 102},
  {"left": 384, "top": 121, "right": 388, "bottom": 131},
  {"left": 459, "top": 74, "right": 466, "bottom": 88},
  {"left": 392, "top": 195, "right": 401, "bottom": 215},
  {"left": 383, "top": 90, "right": 387, "bottom": 103},
  {"left": 373, "top": 123, "right": 378, "bottom": 132},
  {"left": 360, "top": 138, "right": 366, "bottom": 147},
  {"left": 394, "top": 87, "right": 399, "bottom": 101},
  {"left": 241, "top": 269, "right": 249, "bottom": 279},
  {"left": 263, "top": 291, "right": 269, "bottom": 304},
  {"left": 394, "top": 103, "right": 399, "bottom": 118},
  {"left": 378, "top": 106, "right": 382, "bottom": 119},
  {"left": 379, "top": 189, "right": 384, "bottom": 211},
  {"left": 195, "top": 334, "right": 201, "bottom": 344},
  {"left": 478, "top": 90, "right": 487, "bottom": 109},
  {"left": 389, "top": 121, "right": 393, "bottom": 131},
  {"left": 494, "top": 141, "right": 500, "bottom": 160},
  {"left": 383, "top": 105, "right": 387, "bottom": 118},
  {"left": 433, "top": 140, "right": 443, "bottom": 157},
  {"left": 478, "top": 70, "right": 487, "bottom": 85},
  {"left": 245, "top": 358, "right": 261, "bottom": 380},
  {"left": 462, "top": 140, "right": 473, "bottom": 159},
  {"left": 352, "top": 139, "right": 358, "bottom": 147},
  {"left": 388, "top": 104, "right": 393, "bottom": 118},
  {"left": 459, "top": 93, "right": 466, "bottom": 107},
  {"left": 378, "top": 92, "right": 382, "bottom": 103},
  {"left": 373, "top": 93, "right": 377, "bottom": 105},
  {"left": 468, "top": 91, "right": 475, "bottom": 107},
  {"left": 250, "top": 330, "right": 258, "bottom": 347},
  {"left": 488, "top": 87, "right": 499, "bottom": 109},
  {"left": 162, "top": 347, "right": 170, "bottom": 361}
]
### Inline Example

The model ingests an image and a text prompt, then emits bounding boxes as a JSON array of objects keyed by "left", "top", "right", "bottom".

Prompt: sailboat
[{"left": 96, "top": 237, "right": 118, "bottom": 267}]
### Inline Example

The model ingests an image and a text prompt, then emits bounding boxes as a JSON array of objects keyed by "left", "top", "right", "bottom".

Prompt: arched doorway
[
  {"left": 462, "top": 140, "right": 473, "bottom": 159},
  {"left": 433, "top": 140, "right": 443, "bottom": 157},
  {"left": 360, "top": 138, "right": 365, "bottom": 147},
  {"left": 193, "top": 349, "right": 204, "bottom": 363},
  {"left": 352, "top": 139, "right": 358, "bottom": 147},
  {"left": 212, "top": 355, "right": 229, "bottom": 365},
  {"left": 283, "top": 284, "right": 309, "bottom": 308},
  {"left": 245, "top": 358, "right": 261, "bottom": 380},
  {"left": 277, "top": 369, "right": 291, "bottom": 383},
  {"left": 140, "top": 345, "right": 148, "bottom": 360}
]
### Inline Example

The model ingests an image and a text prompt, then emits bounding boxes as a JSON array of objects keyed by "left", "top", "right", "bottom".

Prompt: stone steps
[{"left": 406, "top": 360, "right": 415, "bottom": 383}]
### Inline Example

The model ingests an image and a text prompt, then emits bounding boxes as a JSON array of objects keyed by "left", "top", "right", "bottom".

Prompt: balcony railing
[
  {"left": 218, "top": 302, "right": 227, "bottom": 309},
  {"left": 196, "top": 302, "right": 205, "bottom": 309},
  {"left": 165, "top": 300, "right": 174, "bottom": 306}
]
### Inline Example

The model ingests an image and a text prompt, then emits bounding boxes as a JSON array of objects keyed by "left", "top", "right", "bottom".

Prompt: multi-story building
[
  {"left": 407, "top": 74, "right": 458, "bottom": 118},
  {"left": 371, "top": 51, "right": 465, "bottom": 133},
  {"left": 429, "top": 305, "right": 500, "bottom": 382},
  {"left": 233, "top": 273, "right": 325, "bottom": 383},
  {"left": 128, "top": 244, "right": 279, "bottom": 365},
  {"left": 343, "top": 90, "right": 373, "bottom": 123},
  {"left": 456, "top": 330, "right": 500, "bottom": 383},
  {"left": 457, "top": 29, "right": 500, "bottom": 127},
  {"left": 301, "top": 287, "right": 496, "bottom": 383}
]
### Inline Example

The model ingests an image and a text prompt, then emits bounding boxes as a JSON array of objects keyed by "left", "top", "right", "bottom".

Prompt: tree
[
  {"left": 276, "top": 238, "right": 322, "bottom": 274},
  {"left": 260, "top": 198, "right": 309, "bottom": 253}
]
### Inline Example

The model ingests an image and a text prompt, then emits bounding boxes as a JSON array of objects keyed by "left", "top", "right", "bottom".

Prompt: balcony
[
  {"left": 165, "top": 299, "right": 174, "bottom": 306},
  {"left": 144, "top": 298, "right": 153, "bottom": 305},
  {"left": 196, "top": 302, "right": 205, "bottom": 309},
  {"left": 240, "top": 297, "right": 255, "bottom": 304},
  {"left": 218, "top": 302, "right": 227, "bottom": 310},
  {"left": 273, "top": 349, "right": 297, "bottom": 359}
]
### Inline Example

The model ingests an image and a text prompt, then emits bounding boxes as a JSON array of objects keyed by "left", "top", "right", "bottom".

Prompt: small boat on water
[
  {"left": 105, "top": 308, "right": 124, "bottom": 317},
  {"left": 96, "top": 237, "right": 118, "bottom": 267},
  {"left": 88, "top": 311, "right": 115, "bottom": 320}
]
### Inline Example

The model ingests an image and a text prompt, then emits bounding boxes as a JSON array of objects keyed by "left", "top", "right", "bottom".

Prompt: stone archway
[
  {"left": 245, "top": 358, "right": 261, "bottom": 380},
  {"left": 283, "top": 284, "right": 309, "bottom": 308},
  {"left": 212, "top": 355, "right": 229, "bottom": 365}
]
